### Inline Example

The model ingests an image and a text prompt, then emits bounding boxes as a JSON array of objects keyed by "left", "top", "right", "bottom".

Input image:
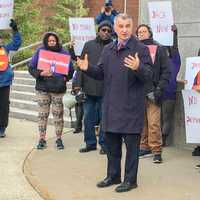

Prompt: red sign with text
[{"left": 37, "top": 50, "right": 70, "bottom": 75}]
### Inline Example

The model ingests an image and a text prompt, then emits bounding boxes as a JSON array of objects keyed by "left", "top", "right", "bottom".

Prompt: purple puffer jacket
[
  {"left": 163, "top": 49, "right": 181, "bottom": 100},
  {"left": 28, "top": 46, "right": 74, "bottom": 93}
]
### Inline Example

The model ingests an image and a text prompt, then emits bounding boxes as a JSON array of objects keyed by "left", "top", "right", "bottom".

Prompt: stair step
[
  {"left": 12, "top": 83, "right": 72, "bottom": 92},
  {"left": 10, "top": 90, "right": 35, "bottom": 101},
  {"left": 10, "top": 107, "right": 74, "bottom": 127},
  {"left": 14, "top": 70, "right": 32, "bottom": 78},
  {"left": 13, "top": 71, "right": 72, "bottom": 89},
  {"left": 12, "top": 83, "right": 35, "bottom": 93},
  {"left": 13, "top": 77, "right": 35, "bottom": 85},
  {"left": 10, "top": 99, "right": 37, "bottom": 110}
]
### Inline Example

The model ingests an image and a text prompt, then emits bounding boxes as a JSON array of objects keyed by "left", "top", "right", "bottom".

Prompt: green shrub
[{"left": 10, "top": 0, "right": 88, "bottom": 70}]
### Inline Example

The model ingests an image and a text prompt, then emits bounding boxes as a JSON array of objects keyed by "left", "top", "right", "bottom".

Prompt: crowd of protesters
[{"left": 1, "top": 0, "right": 200, "bottom": 194}]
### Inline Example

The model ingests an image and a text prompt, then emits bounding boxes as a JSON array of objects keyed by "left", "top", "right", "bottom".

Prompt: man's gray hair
[{"left": 114, "top": 13, "right": 133, "bottom": 25}]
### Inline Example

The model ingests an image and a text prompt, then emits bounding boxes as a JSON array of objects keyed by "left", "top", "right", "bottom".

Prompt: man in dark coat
[{"left": 77, "top": 14, "right": 152, "bottom": 193}]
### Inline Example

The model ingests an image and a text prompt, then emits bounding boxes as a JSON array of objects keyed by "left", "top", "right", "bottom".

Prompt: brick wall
[
  {"left": 85, "top": 0, "right": 139, "bottom": 31},
  {"left": 36, "top": 0, "right": 139, "bottom": 31}
]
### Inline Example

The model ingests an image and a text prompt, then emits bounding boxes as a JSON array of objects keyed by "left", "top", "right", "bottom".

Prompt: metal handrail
[
  {"left": 10, "top": 41, "right": 42, "bottom": 68},
  {"left": 17, "top": 41, "right": 42, "bottom": 52},
  {"left": 12, "top": 57, "right": 32, "bottom": 68},
  {"left": 11, "top": 42, "right": 70, "bottom": 69}
]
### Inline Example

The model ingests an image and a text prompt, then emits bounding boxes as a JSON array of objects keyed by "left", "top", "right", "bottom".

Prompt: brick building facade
[
  {"left": 36, "top": 0, "right": 139, "bottom": 31},
  {"left": 85, "top": 0, "right": 139, "bottom": 31}
]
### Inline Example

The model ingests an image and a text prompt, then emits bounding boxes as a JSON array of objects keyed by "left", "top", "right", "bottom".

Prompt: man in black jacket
[
  {"left": 74, "top": 21, "right": 113, "bottom": 154},
  {"left": 136, "top": 24, "right": 171, "bottom": 163}
]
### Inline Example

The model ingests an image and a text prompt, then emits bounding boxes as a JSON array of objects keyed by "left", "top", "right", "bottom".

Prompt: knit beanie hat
[{"left": 98, "top": 21, "right": 113, "bottom": 32}]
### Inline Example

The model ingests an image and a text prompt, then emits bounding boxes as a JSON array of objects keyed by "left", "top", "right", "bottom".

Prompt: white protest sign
[
  {"left": 184, "top": 57, "right": 200, "bottom": 90},
  {"left": 0, "top": 0, "right": 14, "bottom": 30},
  {"left": 182, "top": 90, "right": 200, "bottom": 143},
  {"left": 69, "top": 18, "right": 96, "bottom": 56},
  {"left": 148, "top": 1, "right": 174, "bottom": 46}
]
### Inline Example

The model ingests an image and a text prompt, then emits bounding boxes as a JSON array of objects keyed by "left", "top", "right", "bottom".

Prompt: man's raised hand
[
  {"left": 77, "top": 54, "right": 89, "bottom": 71},
  {"left": 124, "top": 53, "right": 140, "bottom": 71}
]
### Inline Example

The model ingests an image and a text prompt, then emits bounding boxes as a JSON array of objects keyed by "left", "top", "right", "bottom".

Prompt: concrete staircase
[{"left": 10, "top": 71, "right": 75, "bottom": 127}]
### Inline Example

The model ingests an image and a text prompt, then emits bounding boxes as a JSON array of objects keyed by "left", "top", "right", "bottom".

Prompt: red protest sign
[{"left": 37, "top": 50, "right": 71, "bottom": 75}]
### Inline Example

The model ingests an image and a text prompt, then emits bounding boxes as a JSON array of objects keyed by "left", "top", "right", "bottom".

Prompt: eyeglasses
[
  {"left": 101, "top": 28, "right": 112, "bottom": 33},
  {"left": 137, "top": 30, "right": 148, "bottom": 35}
]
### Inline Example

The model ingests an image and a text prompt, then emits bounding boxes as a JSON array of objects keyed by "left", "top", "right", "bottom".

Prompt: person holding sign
[
  {"left": 0, "top": 19, "right": 22, "bottom": 138},
  {"left": 77, "top": 14, "right": 152, "bottom": 193},
  {"left": 136, "top": 24, "right": 171, "bottom": 163},
  {"left": 192, "top": 69, "right": 200, "bottom": 170},
  {"left": 161, "top": 25, "right": 181, "bottom": 146},
  {"left": 192, "top": 71, "right": 200, "bottom": 92},
  {"left": 191, "top": 48, "right": 200, "bottom": 93},
  {"left": 192, "top": 52, "right": 200, "bottom": 164},
  {"left": 28, "top": 32, "right": 74, "bottom": 150}
]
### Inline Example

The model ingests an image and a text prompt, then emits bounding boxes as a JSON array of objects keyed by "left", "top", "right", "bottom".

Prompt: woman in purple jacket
[{"left": 28, "top": 32, "right": 74, "bottom": 150}]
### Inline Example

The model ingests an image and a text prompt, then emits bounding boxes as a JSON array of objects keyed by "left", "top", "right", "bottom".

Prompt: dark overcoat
[{"left": 85, "top": 36, "right": 153, "bottom": 134}]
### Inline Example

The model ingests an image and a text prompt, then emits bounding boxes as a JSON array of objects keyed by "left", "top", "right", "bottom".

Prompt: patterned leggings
[{"left": 37, "top": 91, "right": 64, "bottom": 138}]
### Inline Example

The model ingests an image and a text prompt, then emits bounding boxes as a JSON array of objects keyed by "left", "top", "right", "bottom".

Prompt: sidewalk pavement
[
  {"left": 1, "top": 118, "right": 200, "bottom": 200},
  {"left": 0, "top": 118, "right": 72, "bottom": 200},
  {"left": 0, "top": 118, "right": 43, "bottom": 200},
  {"left": 24, "top": 126, "right": 200, "bottom": 200}
]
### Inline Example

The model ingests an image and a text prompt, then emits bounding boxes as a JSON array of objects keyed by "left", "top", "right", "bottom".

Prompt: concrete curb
[{"left": 22, "top": 130, "right": 73, "bottom": 200}]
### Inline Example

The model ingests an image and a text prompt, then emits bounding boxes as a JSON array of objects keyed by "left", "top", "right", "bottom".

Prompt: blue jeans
[
  {"left": 0, "top": 127, "right": 6, "bottom": 135},
  {"left": 83, "top": 95, "right": 104, "bottom": 147}
]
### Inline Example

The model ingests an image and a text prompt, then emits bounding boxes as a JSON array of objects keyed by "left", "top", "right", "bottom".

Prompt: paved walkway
[
  {"left": 0, "top": 118, "right": 43, "bottom": 200},
  {"left": 0, "top": 118, "right": 71, "bottom": 200},
  {"left": 25, "top": 127, "right": 200, "bottom": 200},
  {"left": 1, "top": 118, "right": 200, "bottom": 200}
]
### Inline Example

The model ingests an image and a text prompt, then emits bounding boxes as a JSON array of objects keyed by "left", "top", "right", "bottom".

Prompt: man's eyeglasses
[{"left": 101, "top": 28, "right": 112, "bottom": 33}]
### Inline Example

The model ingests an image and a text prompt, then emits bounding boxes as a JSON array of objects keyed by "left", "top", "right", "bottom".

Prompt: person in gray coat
[{"left": 77, "top": 14, "right": 152, "bottom": 193}]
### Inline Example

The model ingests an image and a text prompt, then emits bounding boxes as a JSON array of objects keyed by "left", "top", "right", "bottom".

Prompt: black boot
[{"left": 192, "top": 146, "right": 200, "bottom": 156}]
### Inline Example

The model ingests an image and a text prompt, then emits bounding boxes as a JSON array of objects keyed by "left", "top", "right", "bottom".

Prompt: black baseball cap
[{"left": 105, "top": 0, "right": 112, "bottom": 6}]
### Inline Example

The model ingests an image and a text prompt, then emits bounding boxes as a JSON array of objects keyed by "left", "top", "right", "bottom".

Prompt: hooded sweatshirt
[{"left": 28, "top": 32, "right": 74, "bottom": 93}]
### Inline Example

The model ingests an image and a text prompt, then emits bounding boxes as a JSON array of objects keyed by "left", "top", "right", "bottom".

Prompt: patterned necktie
[{"left": 117, "top": 42, "right": 125, "bottom": 51}]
